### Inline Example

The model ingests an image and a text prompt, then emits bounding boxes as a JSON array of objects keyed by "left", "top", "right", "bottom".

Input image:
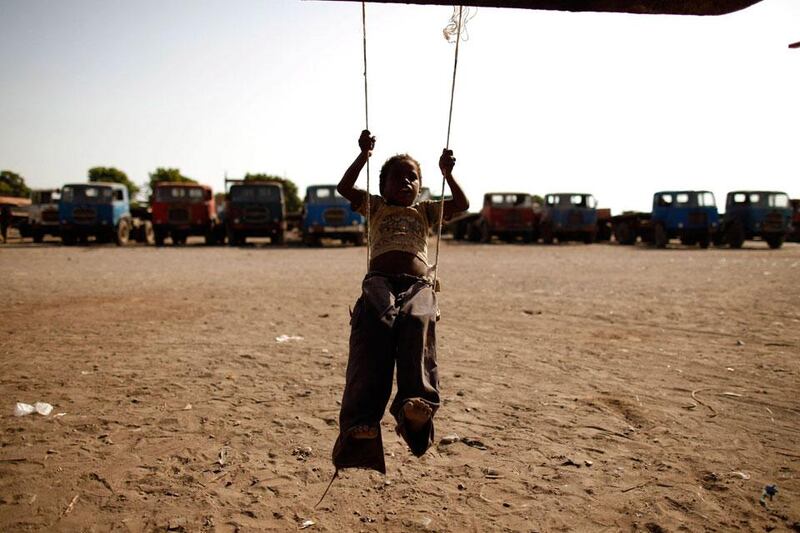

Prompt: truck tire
[
  {"left": 726, "top": 222, "right": 745, "bottom": 249},
  {"left": 272, "top": 232, "right": 284, "bottom": 246},
  {"left": 654, "top": 223, "right": 668, "bottom": 249},
  {"left": 479, "top": 221, "right": 491, "bottom": 244},
  {"left": 614, "top": 221, "right": 634, "bottom": 245},
  {"left": 353, "top": 233, "right": 365, "bottom": 246},
  {"left": 33, "top": 229, "right": 44, "bottom": 244},
  {"left": 154, "top": 229, "right": 166, "bottom": 247},
  {"left": 204, "top": 230, "right": 216, "bottom": 246},
  {"left": 142, "top": 221, "right": 155, "bottom": 245},
  {"left": 583, "top": 232, "right": 596, "bottom": 244},
  {"left": 698, "top": 231, "right": 711, "bottom": 249},
  {"left": 766, "top": 235, "right": 784, "bottom": 249},
  {"left": 116, "top": 220, "right": 130, "bottom": 246},
  {"left": 541, "top": 224, "right": 554, "bottom": 245}
]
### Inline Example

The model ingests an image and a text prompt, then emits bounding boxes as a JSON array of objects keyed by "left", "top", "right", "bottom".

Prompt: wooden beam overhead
[{"left": 316, "top": 0, "right": 762, "bottom": 16}]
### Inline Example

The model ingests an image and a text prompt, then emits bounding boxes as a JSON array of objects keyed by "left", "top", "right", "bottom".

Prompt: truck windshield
[
  {"left": 730, "top": 192, "right": 787, "bottom": 208},
  {"left": 33, "top": 190, "right": 59, "bottom": 204},
  {"left": 61, "top": 186, "right": 114, "bottom": 204},
  {"left": 489, "top": 194, "right": 531, "bottom": 207},
  {"left": 307, "top": 187, "right": 347, "bottom": 205},
  {"left": 656, "top": 192, "right": 715, "bottom": 208},
  {"left": 230, "top": 185, "right": 281, "bottom": 202},
  {"left": 156, "top": 186, "right": 205, "bottom": 203},
  {"left": 546, "top": 194, "right": 595, "bottom": 208}
]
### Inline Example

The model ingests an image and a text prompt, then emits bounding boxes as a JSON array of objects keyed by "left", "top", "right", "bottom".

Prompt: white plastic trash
[
  {"left": 14, "top": 403, "right": 35, "bottom": 417},
  {"left": 34, "top": 402, "right": 53, "bottom": 416}
]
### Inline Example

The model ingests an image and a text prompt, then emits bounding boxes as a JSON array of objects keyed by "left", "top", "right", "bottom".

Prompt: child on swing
[{"left": 332, "top": 130, "right": 469, "bottom": 473}]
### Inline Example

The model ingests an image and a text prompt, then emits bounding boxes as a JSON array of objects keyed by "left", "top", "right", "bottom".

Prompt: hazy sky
[{"left": 1, "top": 0, "right": 798, "bottom": 213}]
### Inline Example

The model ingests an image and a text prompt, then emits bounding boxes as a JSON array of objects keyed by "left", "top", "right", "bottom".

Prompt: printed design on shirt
[{"left": 377, "top": 210, "right": 426, "bottom": 246}]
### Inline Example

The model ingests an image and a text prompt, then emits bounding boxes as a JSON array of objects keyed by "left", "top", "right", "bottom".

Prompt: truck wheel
[
  {"left": 614, "top": 222, "right": 633, "bottom": 245},
  {"left": 204, "top": 230, "right": 216, "bottom": 246},
  {"left": 154, "top": 229, "right": 165, "bottom": 247},
  {"left": 698, "top": 232, "right": 711, "bottom": 249},
  {"left": 115, "top": 220, "right": 130, "bottom": 246},
  {"left": 541, "top": 224, "right": 554, "bottom": 245},
  {"left": 479, "top": 221, "right": 491, "bottom": 244},
  {"left": 583, "top": 232, "right": 596, "bottom": 244},
  {"left": 522, "top": 231, "right": 533, "bottom": 244},
  {"left": 726, "top": 222, "right": 745, "bottom": 249},
  {"left": 33, "top": 230, "right": 44, "bottom": 244},
  {"left": 143, "top": 221, "right": 155, "bottom": 245},
  {"left": 353, "top": 233, "right": 365, "bottom": 246},
  {"left": 272, "top": 232, "right": 284, "bottom": 246},
  {"left": 654, "top": 223, "right": 668, "bottom": 249},
  {"left": 766, "top": 235, "right": 784, "bottom": 249}
]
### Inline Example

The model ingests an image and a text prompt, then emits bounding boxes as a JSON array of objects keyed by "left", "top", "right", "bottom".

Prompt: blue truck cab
[
  {"left": 301, "top": 185, "right": 365, "bottom": 246},
  {"left": 651, "top": 190, "right": 719, "bottom": 248},
  {"left": 59, "top": 182, "right": 137, "bottom": 245},
  {"left": 721, "top": 191, "right": 792, "bottom": 249},
  {"left": 540, "top": 193, "right": 598, "bottom": 244}
]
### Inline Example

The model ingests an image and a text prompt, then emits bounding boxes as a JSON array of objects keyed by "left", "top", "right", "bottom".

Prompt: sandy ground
[{"left": 1, "top": 237, "right": 799, "bottom": 532}]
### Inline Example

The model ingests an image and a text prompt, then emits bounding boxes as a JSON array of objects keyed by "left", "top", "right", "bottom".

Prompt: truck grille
[
  {"left": 323, "top": 208, "right": 346, "bottom": 226},
  {"left": 244, "top": 207, "right": 269, "bottom": 223},
  {"left": 42, "top": 209, "right": 59, "bottom": 223},
  {"left": 763, "top": 212, "right": 783, "bottom": 231},
  {"left": 688, "top": 211, "right": 708, "bottom": 227},
  {"left": 168, "top": 207, "right": 190, "bottom": 224},
  {"left": 73, "top": 207, "right": 96, "bottom": 225},
  {"left": 568, "top": 211, "right": 583, "bottom": 226}
]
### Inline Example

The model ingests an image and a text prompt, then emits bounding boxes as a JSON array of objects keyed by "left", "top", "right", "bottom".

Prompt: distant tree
[
  {"left": 532, "top": 194, "right": 544, "bottom": 205},
  {"left": 0, "top": 170, "right": 31, "bottom": 198},
  {"left": 243, "top": 173, "right": 301, "bottom": 213},
  {"left": 88, "top": 167, "right": 139, "bottom": 198},
  {"left": 147, "top": 167, "right": 197, "bottom": 199}
]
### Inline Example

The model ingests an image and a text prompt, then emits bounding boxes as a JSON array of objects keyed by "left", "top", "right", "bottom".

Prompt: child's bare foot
[
  {"left": 401, "top": 398, "right": 433, "bottom": 432},
  {"left": 350, "top": 424, "right": 379, "bottom": 440}
]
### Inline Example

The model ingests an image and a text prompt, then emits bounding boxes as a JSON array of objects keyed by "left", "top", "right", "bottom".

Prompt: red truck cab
[
  {"left": 151, "top": 182, "right": 218, "bottom": 245},
  {"left": 477, "top": 192, "right": 539, "bottom": 243}
]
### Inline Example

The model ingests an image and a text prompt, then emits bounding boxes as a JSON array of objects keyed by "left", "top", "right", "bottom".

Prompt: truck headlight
[
  {"left": 234, "top": 218, "right": 240, "bottom": 224},
  {"left": 678, "top": 223, "right": 684, "bottom": 229}
]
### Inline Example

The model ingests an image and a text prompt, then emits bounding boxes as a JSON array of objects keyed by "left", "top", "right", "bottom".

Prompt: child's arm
[
  {"left": 337, "top": 130, "right": 376, "bottom": 208},
  {"left": 439, "top": 149, "right": 470, "bottom": 219}
]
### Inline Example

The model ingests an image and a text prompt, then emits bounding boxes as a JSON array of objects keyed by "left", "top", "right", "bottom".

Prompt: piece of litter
[
  {"left": 730, "top": 471, "right": 750, "bottom": 480},
  {"left": 462, "top": 437, "right": 488, "bottom": 450},
  {"left": 299, "top": 519, "right": 315, "bottom": 529},
  {"left": 34, "top": 402, "right": 53, "bottom": 416},
  {"left": 726, "top": 367, "right": 735, "bottom": 372},
  {"left": 722, "top": 392, "right": 743, "bottom": 397},
  {"left": 53, "top": 413, "right": 67, "bottom": 418},
  {"left": 14, "top": 403, "right": 35, "bottom": 417},
  {"left": 183, "top": 404, "right": 192, "bottom": 410},
  {"left": 439, "top": 434, "right": 460, "bottom": 445},
  {"left": 276, "top": 335, "right": 304, "bottom": 343}
]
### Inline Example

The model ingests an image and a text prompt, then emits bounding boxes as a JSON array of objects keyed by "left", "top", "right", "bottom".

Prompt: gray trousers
[{"left": 332, "top": 273, "right": 440, "bottom": 473}]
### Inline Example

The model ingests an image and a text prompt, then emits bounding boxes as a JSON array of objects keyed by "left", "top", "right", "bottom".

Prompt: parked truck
[
  {"left": 21, "top": 189, "right": 61, "bottom": 243},
  {"left": 301, "top": 184, "right": 365, "bottom": 246},
  {"left": 448, "top": 192, "right": 538, "bottom": 243},
  {"left": 717, "top": 191, "right": 792, "bottom": 249},
  {"left": 223, "top": 179, "right": 285, "bottom": 246},
  {"left": 790, "top": 199, "right": 800, "bottom": 243},
  {"left": 59, "top": 182, "right": 154, "bottom": 245},
  {"left": 151, "top": 182, "right": 221, "bottom": 246},
  {"left": 612, "top": 190, "right": 719, "bottom": 248},
  {"left": 539, "top": 193, "right": 598, "bottom": 244}
]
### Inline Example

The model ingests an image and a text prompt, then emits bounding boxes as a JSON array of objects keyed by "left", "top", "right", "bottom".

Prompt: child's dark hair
[{"left": 379, "top": 154, "right": 422, "bottom": 196}]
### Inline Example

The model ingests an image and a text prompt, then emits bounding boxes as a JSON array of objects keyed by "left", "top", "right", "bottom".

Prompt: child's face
[{"left": 383, "top": 159, "right": 421, "bottom": 207}]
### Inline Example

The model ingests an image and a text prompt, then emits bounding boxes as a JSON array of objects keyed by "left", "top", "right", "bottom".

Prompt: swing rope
[
  {"left": 362, "top": 1, "right": 371, "bottom": 271},
  {"left": 432, "top": 6, "right": 465, "bottom": 287}
]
